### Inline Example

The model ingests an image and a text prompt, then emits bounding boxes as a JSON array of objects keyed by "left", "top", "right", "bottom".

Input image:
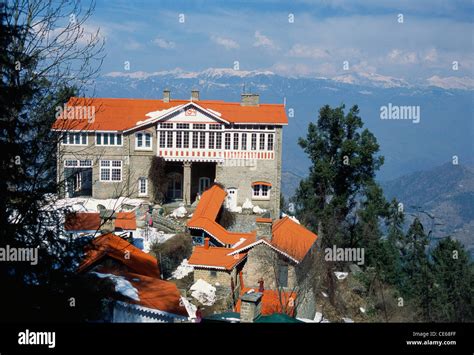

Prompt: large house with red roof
[{"left": 52, "top": 90, "right": 287, "bottom": 218}]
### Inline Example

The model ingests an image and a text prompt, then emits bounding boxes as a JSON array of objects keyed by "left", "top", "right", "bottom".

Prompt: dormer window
[{"left": 136, "top": 131, "right": 152, "bottom": 150}]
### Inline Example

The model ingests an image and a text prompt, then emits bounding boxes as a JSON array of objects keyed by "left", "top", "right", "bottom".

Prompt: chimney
[
  {"left": 191, "top": 90, "right": 199, "bottom": 101},
  {"left": 255, "top": 217, "right": 272, "bottom": 241},
  {"left": 240, "top": 292, "right": 263, "bottom": 323},
  {"left": 163, "top": 89, "right": 171, "bottom": 103},
  {"left": 99, "top": 209, "right": 117, "bottom": 233},
  {"left": 204, "top": 237, "right": 210, "bottom": 249},
  {"left": 241, "top": 93, "right": 259, "bottom": 107}
]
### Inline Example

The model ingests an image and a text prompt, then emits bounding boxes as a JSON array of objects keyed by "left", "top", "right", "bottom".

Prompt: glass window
[
  {"left": 233, "top": 133, "right": 239, "bottom": 150},
  {"left": 199, "top": 132, "right": 206, "bottom": 149},
  {"left": 192, "top": 132, "right": 198, "bottom": 148},
  {"left": 167, "top": 131, "right": 173, "bottom": 148},
  {"left": 209, "top": 132, "right": 215, "bottom": 149},
  {"left": 225, "top": 133, "right": 231, "bottom": 150},
  {"left": 259, "top": 133, "right": 265, "bottom": 150},
  {"left": 251, "top": 133, "right": 257, "bottom": 150},
  {"left": 184, "top": 131, "right": 189, "bottom": 148},
  {"left": 159, "top": 131, "right": 166, "bottom": 148},
  {"left": 241, "top": 133, "right": 247, "bottom": 150},
  {"left": 216, "top": 132, "right": 222, "bottom": 149},
  {"left": 138, "top": 177, "right": 148, "bottom": 196},
  {"left": 100, "top": 160, "right": 121, "bottom": 182},
  {"left": 267, "top": 134, "right": 274, "bottom": 151}
]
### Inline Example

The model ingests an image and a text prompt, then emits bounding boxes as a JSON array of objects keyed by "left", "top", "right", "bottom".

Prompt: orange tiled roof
[
  {"left": 187, "top": 185, "right": 256, "bottom": 246},
  {"left": 188, "top": 246, "right": 247, "bottom": 270},
  {"left": 235, "top": 288, "right": 297, "bottom": 316},
  {"left": 271, "top": 217, "right": 318, "bottom": 262},
  {"left": 51, "top": 97, "right": 288, "bottom": 131},
  {"left": 65, "top": 211, "right": 136, "bottom": 231},
  {"left": 77, "top": 233, "right": 160, "bottom": 277}
]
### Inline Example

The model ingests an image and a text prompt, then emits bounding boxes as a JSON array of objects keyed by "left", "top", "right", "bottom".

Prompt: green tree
[
  {"left": 294, "top": 104, "right": 384, "bottom": 305},
  {"left": 429, "top": 238, "right": 474, "bottom": 322},
  {"left": 0, "top": 1, "right": 105, "bottom": 321}
]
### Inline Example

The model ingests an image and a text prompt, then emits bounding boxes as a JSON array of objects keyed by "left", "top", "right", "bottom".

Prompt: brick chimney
[
  {"left": 255, "top": 217, "right": 272, "bottom": 241},
  {"left": 191, "top": 89, "right": 199, "bottom": 101},
  {"left": 241, "top": 93, "right": 259, "bottom": 107},
  {"left": 240, "top": 292, "right": 263, "bottom": 323},
  {"left": 99, "top": 209, "right": 117, "bottom": 233},
  {"left": 204, "top": 237, "right": 210, "bottom": 249},
  {"left": 163, "top": 89, "right": 171, "bottom": 103}
]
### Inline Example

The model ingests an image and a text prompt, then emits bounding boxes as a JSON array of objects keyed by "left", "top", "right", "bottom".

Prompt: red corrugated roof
[
  {"left": 65, "top": 211, "right": 136, "bottom": 231},
  {"left": 78, "top": 233, "right": 160, "bottom": 277},
  {"left": 188, "top": 246, "right": 247, "bottom": 270},
  {"left": 115, "top": 212, "right": 137, "bottom": 230},
  {"left": 65, "top": 212, "right": 100, "bottom": 231},
  {"left": 51, "top": 97, "right": 288, "bottom": 131}
]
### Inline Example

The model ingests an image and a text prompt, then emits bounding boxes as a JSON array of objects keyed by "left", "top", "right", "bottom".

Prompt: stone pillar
[
  {"left": 240, "top": 292, "right": 263, "bottom": 323},
  {"left": 183, "top": 161, "right": 192, "bottom": 205}
]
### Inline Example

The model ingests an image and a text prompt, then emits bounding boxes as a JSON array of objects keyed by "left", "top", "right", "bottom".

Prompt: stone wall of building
[
  {"left": 57, "top": 127, "right": 157, "bottom": 200},
  {"left": 242, "top": 243, "right": 297, "bottom": 290},
  {"left": 215, "top": 127, "right": 282, "bottom": 218}
]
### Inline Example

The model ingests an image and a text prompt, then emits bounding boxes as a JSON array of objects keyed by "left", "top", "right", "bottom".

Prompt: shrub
[{"left": 151, "top": 233, "right": 193, "bottom": 279}]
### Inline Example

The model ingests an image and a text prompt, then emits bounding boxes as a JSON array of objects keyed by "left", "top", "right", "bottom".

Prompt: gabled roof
[
  {"left": 228, "top": 217, "right": 318, "bottom": 263},
  {"left": 51, "top": 97, "right": 288, "bottom": 132},
  {"left": 77, "top": 233, "right": 160, "bottom": 277},
  {"left": 188, "top": 246, "right": 247, "bottom": 271},
  {"left": 65, "top": 211, "right": 136, "bottom": 231},
  {"left": 271, "top": 217, "right": 318, "bottom": 262}
]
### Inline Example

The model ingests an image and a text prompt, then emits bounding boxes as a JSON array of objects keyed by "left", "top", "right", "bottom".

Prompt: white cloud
[
  {"left": 253, "top": 31, "right": 279, "bottom": 50},
  {"left": 210, "top": 35, "right": 239, "bottom": 49},
  {"left": 288, "top": 44, "right": 330, "bottom": 59},
  {"left": 152, "top": 37, "right": 175, "bottom": 49}
]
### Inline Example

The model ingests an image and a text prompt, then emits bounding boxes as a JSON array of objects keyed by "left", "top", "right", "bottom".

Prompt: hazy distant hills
[{"left": 381, "top": 163, "right": 474, "bottom": 256}]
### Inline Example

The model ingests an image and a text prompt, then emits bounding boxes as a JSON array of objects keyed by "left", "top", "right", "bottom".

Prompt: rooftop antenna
[{"left": 283, "top": 97, "right": 287, "bottom": 107}]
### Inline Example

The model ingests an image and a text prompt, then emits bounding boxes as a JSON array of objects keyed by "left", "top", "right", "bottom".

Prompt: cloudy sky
[{"left": 86, "top": 0, "right": 473, "bottom": 85}]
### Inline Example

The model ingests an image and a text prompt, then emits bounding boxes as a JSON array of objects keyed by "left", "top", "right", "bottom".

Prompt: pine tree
[{"left": 430, "top": 238, "right": 474, "bottom": 322}]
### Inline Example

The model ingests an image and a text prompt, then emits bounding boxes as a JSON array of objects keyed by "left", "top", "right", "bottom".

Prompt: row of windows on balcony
[{"left": 61, "top": 131, "right": 275, "bottom": 152}]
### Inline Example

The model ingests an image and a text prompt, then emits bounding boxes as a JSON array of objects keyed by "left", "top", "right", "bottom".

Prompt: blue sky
[{"left": 86, "top": 0, "right": 474, "bottom": 85}]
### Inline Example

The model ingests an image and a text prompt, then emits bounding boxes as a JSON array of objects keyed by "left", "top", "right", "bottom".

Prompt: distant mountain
[
  {"left": 381, "top": 163, "right": 474, "bottom": 257},
  {"left": 89, "top": 68, "right": 474, "bottom": 185}
]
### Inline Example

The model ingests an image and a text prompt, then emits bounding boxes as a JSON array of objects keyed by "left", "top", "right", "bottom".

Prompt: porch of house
[{"left": 163, "top": 161, "right": 217, "bottom": 205}]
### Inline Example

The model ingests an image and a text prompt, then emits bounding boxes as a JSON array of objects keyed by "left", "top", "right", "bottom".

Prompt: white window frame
[
  {"left": 96, "top": 132, "right": 123, "bottom": 146},
  {"left": 135, "top": 131, "right": 153, "bottom": 150},
  {"left": 99, "top": 160, "right": 122, "bottom": 182},
  {"left": 138, "top": 177, "right": 148, "bottom": 196},
  {"left": 252, "top": 184, "right": 271, "bottom": 201},
  {"left": 61, "top": 132, "right": 88, "bottom": 146}
]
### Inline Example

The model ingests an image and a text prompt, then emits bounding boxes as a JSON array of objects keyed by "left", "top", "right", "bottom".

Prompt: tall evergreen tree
[{"left": 429, "top": 238, "right": 474, "bottom": 322}]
